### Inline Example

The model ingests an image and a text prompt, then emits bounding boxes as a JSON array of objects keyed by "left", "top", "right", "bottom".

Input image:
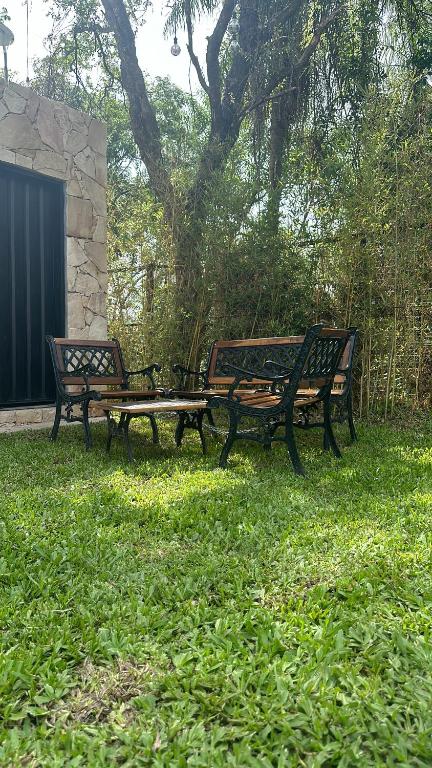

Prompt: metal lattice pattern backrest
[
  {"left": 213, "top": 344, "right": 301, "bottom": 379},
  {"left": 62, "top": 346, "right": 119, "bottom": 377},
  {"left": 283, "top": 326, "right": 349, "bottom": 400},
  {"left": 48, "top": 338, "right": 124, "bottom": 386},
  {"left": 207, "top": 336, "right": 304, "bottom": 385},
  {"left": 303, "top": 337, "right": 345, "bottom": 378}
]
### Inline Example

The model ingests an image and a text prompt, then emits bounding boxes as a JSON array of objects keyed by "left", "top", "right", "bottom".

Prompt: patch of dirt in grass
[{"left": 49, "top": 658, "right": 155, "bottom": 726}]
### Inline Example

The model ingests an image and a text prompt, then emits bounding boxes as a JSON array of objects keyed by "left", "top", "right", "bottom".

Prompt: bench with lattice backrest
[
  {"left": 172, "top": 329, "right": 357, "bottom": 441},
  {"left": 206, "top": 325, "right": 351, "bottom": 475},
  {"left": 46, "top": 336, "right": 162, "bottom": 449},
  {"left": 173, "top": 336, "right": 304, "bottom": 396}
]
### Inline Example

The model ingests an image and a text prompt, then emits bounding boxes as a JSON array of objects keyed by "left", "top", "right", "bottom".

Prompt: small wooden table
[{"left": 100, "top": 399, "right": 209, "bottom": 460}]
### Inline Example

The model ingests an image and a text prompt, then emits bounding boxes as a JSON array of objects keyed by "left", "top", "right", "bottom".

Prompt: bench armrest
[
  {"left": 172, "top": 364, "right": 206, "bottom": 390},
  {"left": 124, "top": 363, "right": 162, "bottom": 389}
]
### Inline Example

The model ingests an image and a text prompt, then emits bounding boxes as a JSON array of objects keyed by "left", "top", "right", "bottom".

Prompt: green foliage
[
  {"left": 0, "top": 419, "right": 432, "bottom": 763},
  {"left": 285, "top": 76, "right": 432, "bottom": 414}
]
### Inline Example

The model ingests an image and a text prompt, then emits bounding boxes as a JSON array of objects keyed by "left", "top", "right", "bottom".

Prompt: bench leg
[
  {"left": 347, "top": 393, "right": 357, "bottom": 443},
  {"left": 81, "top": 401, "right": 92, "bottom": 450},
  {"left": 206, "top": 408, "right": 216, "bottom": 428},
  {"left": 285, "top": 417, "right": 305, "bottom": 476},
  {"left": 323, "top": 397, "right": 341, "bottom": 459},
  {"left": 148, "top": 414, "right": 159, "bottom": 445},
  {"left": 50, "top": 397, "right": 62, "bottom": 442},
  {"left": 219, "top": 412, "right": 237, "bottom": 468}
]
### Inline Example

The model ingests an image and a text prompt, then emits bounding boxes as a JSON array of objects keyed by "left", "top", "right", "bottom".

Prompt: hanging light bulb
[{"left": 171, "top": 35, "right": 181, "bottom": 56}]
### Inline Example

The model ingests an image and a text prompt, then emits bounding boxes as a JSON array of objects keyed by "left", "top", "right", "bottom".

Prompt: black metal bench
[
  {"left": 46, "top": 336, "right": 162, "bottom": 449},
  {"left": 172, "top": 329, "right": 358, "bottom": 442},
  {"left": 206, "top": 325, "right": 351, "bottom": 475}
]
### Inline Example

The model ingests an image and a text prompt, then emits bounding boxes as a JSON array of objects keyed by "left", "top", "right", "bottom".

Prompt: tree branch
[
  {"left": 206, "top": 0, "right": 237, "bottom": 132},
  {"left": 100, "top": 0, "right": 173, "bottom": 211},
  {"left": 184, "top": 0, "right": 209, "bottom": 94},
  {"left": 295, "top": 6, "right": 344, "bottom": 71}
]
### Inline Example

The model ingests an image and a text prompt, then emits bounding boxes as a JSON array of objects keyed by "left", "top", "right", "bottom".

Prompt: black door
[{"left": 0, "top": 162, "right": 65, "bottom": 407}]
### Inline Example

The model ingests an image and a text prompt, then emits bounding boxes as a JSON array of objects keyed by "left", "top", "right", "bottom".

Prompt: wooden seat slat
[
  {"left": 236, "top": 393, "right": 280, "bottom": 405},
  {"left": 100, "top": 399, "right": 208, "bottom": 414}
]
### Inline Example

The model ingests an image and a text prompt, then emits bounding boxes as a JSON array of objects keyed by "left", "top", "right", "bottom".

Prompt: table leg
[
  {"left": 148, "top": 414, "right": 159, "bottom": 444},
  {"left": 123, "top": 414, "right": 134, "bottom": 462}
]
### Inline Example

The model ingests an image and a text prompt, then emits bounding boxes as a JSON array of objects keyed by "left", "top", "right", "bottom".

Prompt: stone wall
[{"left": 0, "top": 80, "right": 108, "bottom": 429}]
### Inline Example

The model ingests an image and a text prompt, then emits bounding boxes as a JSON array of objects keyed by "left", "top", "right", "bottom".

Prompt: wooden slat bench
[
  {"left": 46, "top": 336, "right": 162, "bottom": 449},
  {"left": 100, "top": 399, "right": 209, "bottom": 461},
  {"left": 172, "top": 328, "right": 358, "bottom": 441},
  {"left": 206, "top": 325, "right": 351, "bottom": 475}
]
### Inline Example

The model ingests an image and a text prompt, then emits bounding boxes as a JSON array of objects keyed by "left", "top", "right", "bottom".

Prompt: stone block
[
  {"left": 88, "top": 313, "right": 108, "bottom": 338},
  {"left": 15, "top": 152, "right": 33, "bottom": 168},
  {"left": 3, "top": 87, "right": 27, "bottom": 114},
  {"left": 69, "top": 325, "right": 90, "bottom": 340},
  {"left": 26, "top": 93, "right": 40, "bottom": 122},
  {"left": 74, "top": 270, "right": 101, "bottom": 296},
  {"left": 53, "top": 107, "right": 72, "bottom": 137},
  {"left": 0, "top": 409, "right": 15, "bottom": 425},
  {"left": 92, "top": 216, "right": 107, "bottom": 243},
  {"left": 37, "top": 101, "right": 64, "bottom": 153},
  {"left": 15, "top": 408, "right": 43, "bottom": 425},
  {"left": 67, "top": 196, "right": 94, "bottom": 239},
  {"left": 84, "top": 291, "right": 106, "bottom": 316},
  {"left": 33, "top": 150, "right": 67, "bottom": 175},
  {"left": 85, "top": 240, "right": 107, "bottom": 272},
  {"left": 6, "top": 82, "right": 30, "bottom": 98},
  {"left": 65, "top": 129, "right": 88, "bottom": 155},
  {"left": 0, "top": 113, "right": 42, "bottom": 150},
  {"left": 0, "top": 146, "right": 15, "bottom": 163},
  {"left": 74, "top": 147, "right": 96, "bottom": 179},
  {"left": 88, "top": 119, "right": 107, "bottom": 155},
  {"left": 67, "top": 178, "right": 83, "bottom": 197},
  {"left": 69, "top": 107, "right": 90, "bottom": 134},
  {"left": 67, "top": 265, "right": 78, "bottom": 292},
  {"left": 95, "top": 152, "right": 107, "bottom": 186},
  {"left": 80, "top": 174, "right": 106, "bottom": 216},
  {"left": 67, "top": 292, "right": 86, "bottom": 330},
  {"left": 67, "top": 237, "right": 87, "bottom": 268},
  {"left": 42, "top": 407, "right": 55, "bottom": 423}
]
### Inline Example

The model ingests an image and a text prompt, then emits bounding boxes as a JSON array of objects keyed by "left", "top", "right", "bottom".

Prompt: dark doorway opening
[{"left": 0, "top": 162, "right": 65, "bottom": 407}]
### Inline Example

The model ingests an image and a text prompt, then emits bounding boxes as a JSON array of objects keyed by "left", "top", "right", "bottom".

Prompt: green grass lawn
[{"left": 0, "top": 416, "right": 432, "bottom": 767}]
